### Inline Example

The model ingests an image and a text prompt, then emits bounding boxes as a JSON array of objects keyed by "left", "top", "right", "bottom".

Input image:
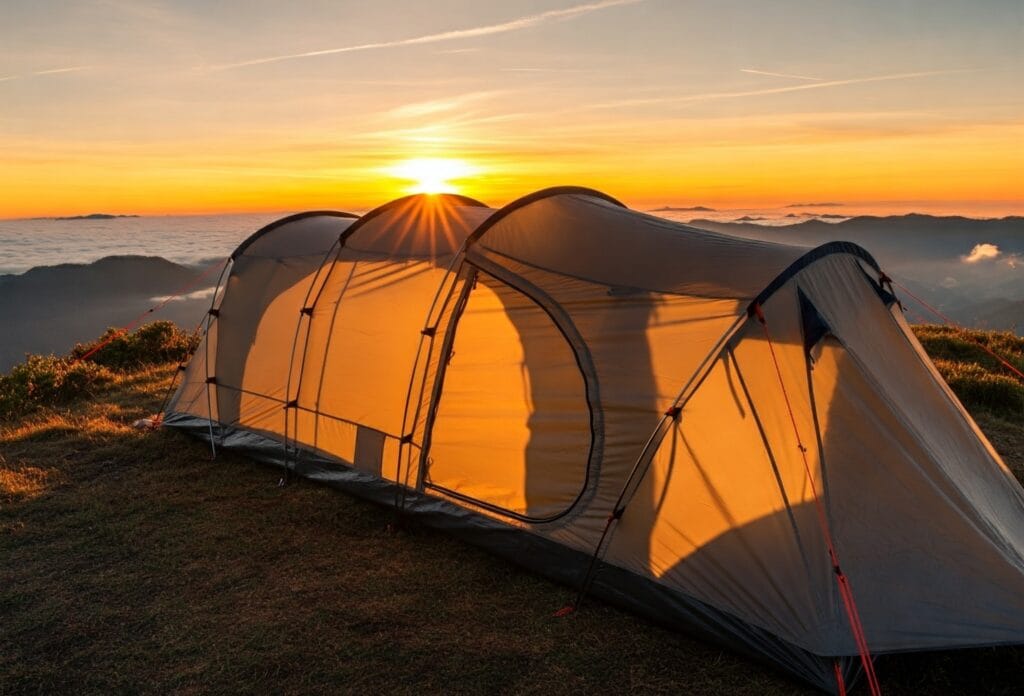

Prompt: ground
[{"left": 3, "top": 330, "right": 1024, "bottom": 694}]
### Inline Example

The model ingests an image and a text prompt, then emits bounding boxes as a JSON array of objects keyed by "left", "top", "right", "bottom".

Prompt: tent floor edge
[{"left": 164, "top": 411, "right": 857, "bottom": 694}]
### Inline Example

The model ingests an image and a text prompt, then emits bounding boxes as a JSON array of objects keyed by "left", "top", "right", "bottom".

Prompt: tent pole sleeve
[
  {"left": 202, "top": 258, "right": 232, "bottom": 459},
  {"left": 281, "top": 237, "right": 346, "bottom": 477},
  {"left": 568, "top": 312, "right": 750, "bottom": 607},
  {"left": 395, "top": 241, "right": 472, "bottom": 510},
  {"left": 307, "top": 262, "right": 359, "bottom": 462},
  {"left": 413, "top": 266, "right": 479, "bottom": 492}
]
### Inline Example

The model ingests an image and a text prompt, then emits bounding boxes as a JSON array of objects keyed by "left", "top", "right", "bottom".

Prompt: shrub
[
  {"left": 914, "top": 324, "right": 1024, "bottom": 374},
  {"left": 70, "top": 320, "right": 199, "bottom": 371},
  {"left": 0, "top": 355, "right": 114, "bottom": 421},
  {"left": 914, "top": 324, "right": 1024, "bottom": 422}
]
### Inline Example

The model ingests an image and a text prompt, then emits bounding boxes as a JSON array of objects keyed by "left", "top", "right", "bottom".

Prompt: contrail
[
  {"left": 594, "top": 69, "right": 975, "bottom": 109},
  {"left": 33, "top": 66, "right": 91, "bottom": 76},
  {"left": 209, "top": 0, "right": 643, "bottom": 70},
  {"left": 0, "top": 66, "right": 91, "bottom": 83},
  {"left": 740, "top": 68, "right": 823, "bottom": 82}
]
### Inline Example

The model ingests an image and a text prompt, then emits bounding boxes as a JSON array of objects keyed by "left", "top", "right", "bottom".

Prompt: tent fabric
[{"left": 165, "top": 188, "right": 1024, "bottom": 693}]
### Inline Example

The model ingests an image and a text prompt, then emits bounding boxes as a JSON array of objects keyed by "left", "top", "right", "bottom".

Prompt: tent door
[{"left": 421, "top": 270, "right": 595, "bottom": 523}]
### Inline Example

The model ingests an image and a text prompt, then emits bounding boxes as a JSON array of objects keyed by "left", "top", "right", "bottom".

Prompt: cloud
[
  {"left": 149, "top": 287, "right": 216, "bottom": 303},
  {"left": 593, "top": 69, "right": 975, "bottom": 109},
  {"left": 0, "top": 66, "right": 91, "bottom": 83},
  {"left": 501, "top": 67, "right": 592, "bottom": 73},
  {"left": 209, "top": 0, "right": 643, "bottom": 70},
  {"left": 964, "top": 243, "right": 1001, "bottom": 263},
  {"left": 786, "top": 202, "right": 843, "bottom": 208},
  {"left": 740, "top": 68, "right": 823, "bottom": 82},
  {"left": 388, "top": 91, "right": 502, "bottom": 119}
]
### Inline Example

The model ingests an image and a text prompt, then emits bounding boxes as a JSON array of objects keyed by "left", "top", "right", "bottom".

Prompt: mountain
[
  {"left": 47, "top": 213, "right": 141, "bottom": 220},
  {"left": 684, "top": 214, "right": 1024, "bottom": 331},
  {"left": 0, "top": 256, "right": 216, "bottom": 371},
  {"left": 685, "top": 214, "right": 1024, "bottom": 265},
  {"left": 648, "top": 205, "right": 716, "bottom": 212}
]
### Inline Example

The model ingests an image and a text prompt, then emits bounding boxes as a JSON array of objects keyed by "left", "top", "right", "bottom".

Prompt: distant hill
[
  {"left": 648, "top": 205, "right": 716, "bottom": 212},
  {"left": 0, "top": 256, "right": 216, "bottom": 371},
  {"left": 685, "top": 214, "right": 1024, "bottom": 264},
  {"left": 684, "top": 214, "right": 1024, "bottom": 332},
  {"left": 46, "top": 213, "right": 141, "bottom": 220}
]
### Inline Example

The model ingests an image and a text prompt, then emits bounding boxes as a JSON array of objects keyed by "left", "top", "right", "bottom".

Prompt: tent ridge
[
  {"left": 231, "top": 210, "right": 358, "bottom": 260},
  {"left": 749, "top": 241, "right": 882, "bottom": 311},
  {"left": 465, "top": 186, "right": 626, "bottom": 249}
]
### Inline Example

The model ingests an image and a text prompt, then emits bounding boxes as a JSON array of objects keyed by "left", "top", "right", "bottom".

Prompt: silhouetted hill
[
  {"left": 0, "top": 256, "right": 216, "bottom": 370},
  {"left": 649, "top": 205, "right": 716, "bottom": 212},
  {"left": 686, "top": 214, "right": 1024, "bottom": 264},
  {"left": 44, "top": 213, "right": 140, "bottom": 220},
  {"left": 684, "top": 214, "right": 1024, "bottom": 332}
]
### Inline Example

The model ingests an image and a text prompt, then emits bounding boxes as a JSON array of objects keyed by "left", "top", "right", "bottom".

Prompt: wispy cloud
[
  {"left": 595, "top": 69, "right": 975, "bottom": 109},
  {"left": 0, "top": 65, "right": 91, "bottom": 83},
  {"left": 208, "top": 0, "right": 643, "bottom": 70},
  {"left": 33, "top": 66, "right": 92, "bottom": 76},
  {"left": 388, "top": 91, "right": 503, "bottom": 119},
  {"left": 501, "top": 67, "right": 592, "bottom": 73},
  {"left": 740, "top": 68, "right": 823, "bottom": 82}
]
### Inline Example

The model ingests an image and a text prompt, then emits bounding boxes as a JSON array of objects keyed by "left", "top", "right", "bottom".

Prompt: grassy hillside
[{"left": 2, "top": 323, "right": 1024, "bottom": 694}]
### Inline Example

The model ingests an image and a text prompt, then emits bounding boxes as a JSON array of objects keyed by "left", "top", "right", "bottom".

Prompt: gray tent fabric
[{"left": 165, "top": 189, "right": 1024, "bottom": 693}]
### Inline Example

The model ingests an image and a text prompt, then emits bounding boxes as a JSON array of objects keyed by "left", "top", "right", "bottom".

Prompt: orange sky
[{"left": 1, "top": 1, "right": 1022, "bottom": 218}]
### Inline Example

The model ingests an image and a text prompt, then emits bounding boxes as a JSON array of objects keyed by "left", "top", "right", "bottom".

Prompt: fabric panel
[{"left": 426, "top": 272, "right": 592, "bottom": 520}]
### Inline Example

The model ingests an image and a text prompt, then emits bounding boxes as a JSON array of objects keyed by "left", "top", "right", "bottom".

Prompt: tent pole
[
  {"left": 202, "top": 259, "right": 232, "bottom": 459},
  {"left": 561, "top": 312, "right": 748, "bottom": 611},
  {"left": 395, "top": 242, "right": 471, "bottom": 511},
  {"left": 281, "top": 236, "right": 345, "bottom": 483}
]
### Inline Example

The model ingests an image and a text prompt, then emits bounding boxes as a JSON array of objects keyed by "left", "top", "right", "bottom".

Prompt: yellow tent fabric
[{"left": 167, "top": 189, "right": 1024, "bottom": 693}]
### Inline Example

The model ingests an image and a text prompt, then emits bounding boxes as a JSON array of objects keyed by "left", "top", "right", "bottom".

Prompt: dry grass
[{"left": 2, "top": 326, "right": 1024, "bottom": 694}]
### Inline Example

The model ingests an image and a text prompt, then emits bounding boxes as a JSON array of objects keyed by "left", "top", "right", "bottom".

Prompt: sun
[{"left": 390, "top": 158, "right": 475, "bottom": 195}]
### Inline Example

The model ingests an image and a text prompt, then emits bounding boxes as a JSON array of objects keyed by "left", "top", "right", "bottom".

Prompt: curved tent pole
[
  {"left": 564, "top": 243, "right": 891, "bottom": 612},
  {"left": 562, "top": 311, "right": 749, "bottom": 610},
  {"left": 411, "top": 268, "right": 480, "bottom": 493},
  {"left": 197, "top": 210, "right": 357, "bottom": 461},
  {"left": 336, "top": 193, "right": 488, "bottom": 248},
  {"left": 464, "top": 186, "right": 625, "bottom": 249},
  {"left": 280, "top": 194, "right": 488, "bottom": 485},
  {"left": 202, "top": 258, "right": 233, "bottom": 459},
  {"left": 280, "top": 234, "right": 347, "bottom": 481},
  {"left": 394, "top": 236, "right": 477, "bottom": 511},
  {"left": 230, "top": 210, "right": 358, "bottom": 260}
]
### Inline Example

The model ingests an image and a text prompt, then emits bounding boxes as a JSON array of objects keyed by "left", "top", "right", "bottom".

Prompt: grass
[{"left": 1, "top": 323, "right": 1024, "bottom": 694}]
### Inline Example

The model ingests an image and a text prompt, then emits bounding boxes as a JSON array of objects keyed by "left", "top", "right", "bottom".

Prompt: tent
[{"left": 165, "top": 189, "right": 1024, "bottom": 693}]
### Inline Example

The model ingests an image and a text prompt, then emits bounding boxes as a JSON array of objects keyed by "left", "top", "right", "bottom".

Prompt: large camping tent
[{"left": 166, "top": 189, "right": 1024, "bottom": 693}]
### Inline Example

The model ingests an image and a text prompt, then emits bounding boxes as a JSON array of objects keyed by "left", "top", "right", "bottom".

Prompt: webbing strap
[
  {"left": 890, "top": 278, "right": 1024, "bottom": 384},
  {"left": 752, "top": 303, "right": 882, "bottom": 696}
]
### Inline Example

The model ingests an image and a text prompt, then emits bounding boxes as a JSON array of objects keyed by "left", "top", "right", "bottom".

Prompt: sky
[{"left": 0, "top": 0, "right": 1022, "bottom": 218}]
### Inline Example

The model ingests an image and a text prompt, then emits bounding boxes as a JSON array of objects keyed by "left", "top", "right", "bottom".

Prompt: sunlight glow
[{"left": 389, "top": 158, "right": 476, "bottom": 194}]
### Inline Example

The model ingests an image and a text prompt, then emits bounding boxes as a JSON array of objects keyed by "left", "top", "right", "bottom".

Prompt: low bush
[
  {"left": 1, "top": 321, "right": 198, "bottom": 421},
  {"left": 932, "top": 358, "right": 1024, "bottom": 419},
  {"left": 70, "top": 320, "right": 199, "bottom": 371},
  {"left": 0, "top": 355, "right": 114, "bottom": 421},
  {"left": 914, "top": 324, "right": 1024, "bottom": 422}
]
